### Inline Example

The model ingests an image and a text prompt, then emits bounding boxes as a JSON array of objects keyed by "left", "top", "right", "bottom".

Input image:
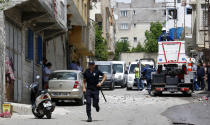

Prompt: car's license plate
[
  {"left": 52, "top": 92, "right": 69, "bottom": 96},
  {"left": 43, "top": 102, "right": 52, "bottom": 107},
  {"left": 168, "top": 88, "right": 177, "bottom": 92}
]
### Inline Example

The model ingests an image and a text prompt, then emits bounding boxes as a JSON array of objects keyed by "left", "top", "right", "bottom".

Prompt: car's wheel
[{"left": 78, "top": 96, "right": 84, "bottom": 105}]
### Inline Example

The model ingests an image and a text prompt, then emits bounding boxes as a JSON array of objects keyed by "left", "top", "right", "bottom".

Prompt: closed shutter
[{"left": 27, "top": 29, "right": 34, "bottom": 60}]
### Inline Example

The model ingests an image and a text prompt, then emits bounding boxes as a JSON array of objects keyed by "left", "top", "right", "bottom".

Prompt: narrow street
[{"left": 1, "top": 88, "right": 209, "bottom": 125}]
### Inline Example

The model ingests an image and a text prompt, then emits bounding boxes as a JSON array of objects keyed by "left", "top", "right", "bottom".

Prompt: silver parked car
[{"left": 48, "top": 70, "right": 84, "bottom": 105}]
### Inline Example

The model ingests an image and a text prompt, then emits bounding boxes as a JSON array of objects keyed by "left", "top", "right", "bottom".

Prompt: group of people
[
  {"left": 193, "top": 63, "right": 210, "bottom": 91},
  {"left": 69, "top": 61, "right": 83, "bottom": 71},
  {"left": 133, "top": 62, "right": 210, "bottom": 92},
  {"left": 134, "top": 63, "right": 154, "bottom": 91}
]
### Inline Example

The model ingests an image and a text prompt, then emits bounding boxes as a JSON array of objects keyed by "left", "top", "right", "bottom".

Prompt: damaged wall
[{"left": 46, "top": 35, "right": 67, "bottom": 71}]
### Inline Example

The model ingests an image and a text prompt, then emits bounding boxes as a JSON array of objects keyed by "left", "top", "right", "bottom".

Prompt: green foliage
[
  {"left": 95, "top": 25, "right": 108, "bottom": 61},
  {"left": 114, "top": 41, "right": 130, "bottom": 60},
  {"left": 0, "top": 0, "right": 9, "bottom": 11},
  {"left": 144, "top": 22, "right": 162, "bottom": 53},
  {"left": 131, "top": 43, "right": 144, "bottom": 52}
]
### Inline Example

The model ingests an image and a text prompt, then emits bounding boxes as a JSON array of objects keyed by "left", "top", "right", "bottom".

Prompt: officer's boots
[{"left": 87, "top": 115, "right": 92, "bottom": 122}]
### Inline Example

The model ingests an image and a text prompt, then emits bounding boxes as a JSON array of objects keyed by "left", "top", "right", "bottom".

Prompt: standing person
[
  {"left": 76, "top": 61, "right": 83, "bottom": 71},
  {"left": 143, "top": 65, "right": 154, "bottom": 91},
  {"left": 192, "top": 63, "right": 199, "bottom": 91},
  {"left": 134, "top": 63, "right": 141, "bottom": 91},
  {"left": 43, "top": 62, "right": 52, "bottom": 89},
  {"left": 197, "top": 63, "right": 205, "bottom": 90},
  {"left": 70, "top": 61, "right": 77, "bottom": 70},
  {"left": 207, "top": 62, "right": 210, "bottom": 91},
  {"left": 83, "top": 61, "right": 107, "bottom": 122},
  {"left": 42, "top": 58, "right": 48, "bottom": 89},
  {"left": 203, "top": 63, "right": 208, "bottom": 90}
]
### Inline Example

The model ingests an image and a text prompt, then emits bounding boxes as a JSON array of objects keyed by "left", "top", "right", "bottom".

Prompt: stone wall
[{"left": 120, "top": 52, "right": 158, "bottom": 64}]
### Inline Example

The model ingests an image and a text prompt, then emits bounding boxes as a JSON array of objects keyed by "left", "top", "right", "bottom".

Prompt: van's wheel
[
  {"left": 110, "top": 83, "right": 115, "bottom": 90},
  {"left": 121, "top": 83, "right": 126, "bottom": 88},
  {"left": 78, "top": 96, "right": 84, "bottom": 105},
  {"left": 46, "top": 112, "right": 52, "bottom": 119},
  {"left": 127, "top": 87, "right": 132, "bottom": 90}
]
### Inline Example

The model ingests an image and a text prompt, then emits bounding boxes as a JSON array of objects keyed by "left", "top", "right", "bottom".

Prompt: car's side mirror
[{"left": 113, "top": 70, "right": 116, "bottom": 74}]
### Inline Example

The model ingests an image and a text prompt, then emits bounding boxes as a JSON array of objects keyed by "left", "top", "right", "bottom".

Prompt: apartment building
[{"left": 114, "top": 0, "right": 165, "bottom": 48}]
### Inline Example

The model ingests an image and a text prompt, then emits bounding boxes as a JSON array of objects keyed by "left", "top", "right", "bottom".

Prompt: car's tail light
[
  {"left": 73, "top": 81, "right": 79, "bottom": 88},
  {"left": 180, "top": 88, "right": 189, "bottom": 92}
]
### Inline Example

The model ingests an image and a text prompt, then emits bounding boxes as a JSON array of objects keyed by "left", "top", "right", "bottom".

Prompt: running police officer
[{"left": 83, "top": 61, "right": 107, "bottom": 122}]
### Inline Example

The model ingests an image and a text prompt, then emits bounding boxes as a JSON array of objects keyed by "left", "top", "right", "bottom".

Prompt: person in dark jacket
[
  {"left": 197, "top": 63, "right": 205, "bottom": 90},
  {"left": 83, "top": 61, "right": 107, "bottom": 122},
  {"left": 142, "top": 65, "right": 155, "bottom": 90},
  {"left": 207, "top": 62, "right": 210, "bottom": 91}
]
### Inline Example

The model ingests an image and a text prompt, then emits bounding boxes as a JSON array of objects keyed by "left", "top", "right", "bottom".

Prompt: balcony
[
  {"left": 4, "top": 0, "right": 67, "bottom": 40},
  {"left": 67, "top": 0, "right": 89, "bottom": 26}
]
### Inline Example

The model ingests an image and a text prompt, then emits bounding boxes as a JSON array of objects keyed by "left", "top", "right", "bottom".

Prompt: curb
[{"left": 5, "top": 102, "right": 32, "bottom": 115}]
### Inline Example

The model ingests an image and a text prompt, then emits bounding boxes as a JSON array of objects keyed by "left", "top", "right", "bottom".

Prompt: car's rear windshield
[{"left": 49, "top": 72, "right": 77, "bottom": 80}]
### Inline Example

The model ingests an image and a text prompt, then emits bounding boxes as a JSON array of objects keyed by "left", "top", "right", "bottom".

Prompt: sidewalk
[{"left": 5, "top": 102, "right": 32, "bottom": 115}]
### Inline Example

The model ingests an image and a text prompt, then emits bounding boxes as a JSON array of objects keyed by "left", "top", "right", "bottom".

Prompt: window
[
  {"left": 96, "top": 65, "right": 111, "bottom": 74},
  {"left": 187, "top": 8, "right": 192, "bottom": 15},
  {"left": 133, "top": 10, "right": 136, "bottom": 15},
  {"left": 120, "top": 37, "right": 128, "bottom": 42},
  {"left": 120, "top": 23, "right": 128, "bottom": 29},
  {"left": 129, "top": 64, "right": 137, "bottom": 74},
  {"left": 134, "top": 37, "right": 137, "bottom": 42},
  {"left": 134, "top": 23, "right": 136, "bottom": 28},
  {"left": 120, "top": 10, "right": 128, "bottom": 17},
  {"left": 113, "top": 64, "right": 123, "bottom": 73},
  {"left": 49, "top": 72, "right": 77, "bottom": 80},
  {"left": 36, "top": 35, "right": 42, "bottom": 64},
  {"left": 26, "top": 28, "right": 34, "bottom": 60},
  {"left": 168, "top": 9, "right": 177, "bottom": 19},
  {"left": 177, "top": 0, "right": 181, "bottom": 3}
]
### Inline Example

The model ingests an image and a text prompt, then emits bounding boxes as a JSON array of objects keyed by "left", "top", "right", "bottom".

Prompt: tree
[
  {"left": 144, "top": 22, "right": 162, "bottom": 53},
  {"left": 95, "top": 25, "right": 108, "bottom": 61},
  {"left": 131, "top": 43, "right": 144, "bottom": 52},
  {"left": 114, "top": 41, "right": 130, "bottom": 60}
]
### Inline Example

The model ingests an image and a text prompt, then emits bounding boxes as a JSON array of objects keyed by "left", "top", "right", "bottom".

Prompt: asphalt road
[{"left": 0, "top": 88, "right": 209, "bottom": 125}]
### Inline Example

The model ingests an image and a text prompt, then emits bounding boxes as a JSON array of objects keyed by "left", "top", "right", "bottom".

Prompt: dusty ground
[{"left": 0, "top": 88, "right": 209, "bottom": 125}]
